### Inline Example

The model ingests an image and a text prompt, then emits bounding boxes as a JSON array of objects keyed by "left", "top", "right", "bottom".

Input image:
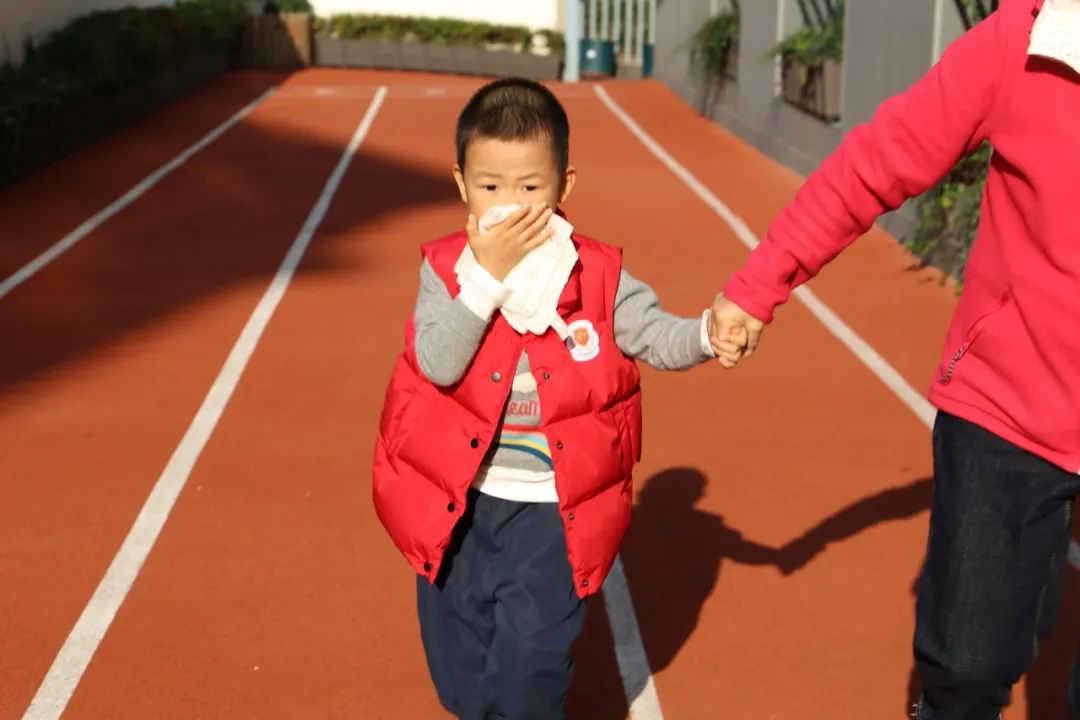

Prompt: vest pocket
[
  {"left": 623, "top": 397, "right": 642, "bottom": 463},
  {"left": 613, "top": 406, "right": 634, "bottom": 478}
]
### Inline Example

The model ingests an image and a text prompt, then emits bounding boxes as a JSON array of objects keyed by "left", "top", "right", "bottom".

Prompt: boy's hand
[
  {"left": 708, "top": 294, "right": 765, "bottom": 369},
  {"left": 466, "top": 204, "right": 555, "bottom": 281}
]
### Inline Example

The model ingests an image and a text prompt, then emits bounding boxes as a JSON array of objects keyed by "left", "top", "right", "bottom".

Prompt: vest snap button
[
  {"left": 423, "top": 562, "right": 433, "bottom": 572},
  {"left": 543, "top": 372, "right": 551, "bottom": 380},
  {"left": 470, "top": 438, "right": 479, "bottom": 449},
  {"left": 556, "top": 441, "right": 564, "bottom": 450},
  {"left": 581, "top": 579, "right": 590, "bottom": 588},
  {"left": 568, "top": 512, "right": 575, "bottom": 521},
  {"left": 491, "top": 372, "right": 502, "bottom": 382},
  {"left": 447, "top": 502, "right": 456, "bottom": 513}
]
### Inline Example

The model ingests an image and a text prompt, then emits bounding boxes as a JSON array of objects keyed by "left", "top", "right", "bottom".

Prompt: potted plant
[
  {"left": 690, "top": 8, "right": 740, "bottom": 82},
  {"left": 767, "top": 11, "right": 843, "bottom": 122}
]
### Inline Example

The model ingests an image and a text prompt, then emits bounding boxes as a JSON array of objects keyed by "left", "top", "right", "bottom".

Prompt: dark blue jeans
[
  {"left": 417, "top": 490, "right": 586, "bottom": 720},
  {"left": 1071, "top": 647, "right": 1080, "bottom": 720},
  {"left": 1071, "top": 641, "right": 1080, "bottom": 719},
  {"left": 915, "top": 412, "right": 1080, "bottom": 719}
]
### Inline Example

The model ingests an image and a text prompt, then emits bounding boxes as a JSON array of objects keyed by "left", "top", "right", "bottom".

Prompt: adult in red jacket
[{"left": 710, "top": 1, "right": 1080, "bottom": 718}]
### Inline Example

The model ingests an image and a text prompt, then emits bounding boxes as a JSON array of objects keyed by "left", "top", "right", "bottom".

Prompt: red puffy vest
[{"left": 373, "top": 230, "right": 643, "bottom": 597}]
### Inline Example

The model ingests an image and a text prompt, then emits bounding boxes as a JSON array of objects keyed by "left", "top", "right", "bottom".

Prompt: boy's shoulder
[
  {"left": 421, "top": 230, "right": 469, "bottom": 272},
  {"left": 422, "top": 229, "right": 468, "bottom": 254},
  {"left": 574, "top": 231, "right": 626, "bottom": 262}
]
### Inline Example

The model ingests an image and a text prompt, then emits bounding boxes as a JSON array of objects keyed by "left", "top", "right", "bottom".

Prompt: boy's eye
[
  {"left": 524, "top": 186, "right": 538, "bottom": 192},
  {"left": 482, "top": 185, "right": 497, "bottom": 192}
]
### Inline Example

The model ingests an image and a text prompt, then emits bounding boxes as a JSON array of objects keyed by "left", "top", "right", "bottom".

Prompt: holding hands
[{"left": 707, "top": 294, "right": 765, "bottom": 369}]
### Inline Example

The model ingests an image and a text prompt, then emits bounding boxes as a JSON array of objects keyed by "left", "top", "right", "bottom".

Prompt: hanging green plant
[{"left": 690, "top": 9, "right": 739, "bottom": 79}]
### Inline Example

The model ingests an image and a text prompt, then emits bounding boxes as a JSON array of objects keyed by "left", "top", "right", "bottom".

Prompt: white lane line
[
  {"left": 20, "top": 86, "right": 389, "bottom": 720},
  {"left": 603, "top": 557, "right": 665, "bottom": 719},
  {"left": 274, "top": 84, "right": 601, "bottom": 101},
  {"left": 593, "top": 84, "right": 1080, "bottom": 571},
  {"left": 0, "top": 87, "right": 277, "bottom": 303}
]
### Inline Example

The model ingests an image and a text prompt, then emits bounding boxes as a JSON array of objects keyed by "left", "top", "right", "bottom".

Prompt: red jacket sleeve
[{"left": 723, "top": 4, "right": 1015, "bottom": 323}]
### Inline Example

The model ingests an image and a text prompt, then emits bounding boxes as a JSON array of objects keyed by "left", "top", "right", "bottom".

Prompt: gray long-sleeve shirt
[
  {"left": 414, "top": 259, "right": 708, "bottom": 384},
  {"left": 412, "top": 258, "right": 711, "bottom": 490}
]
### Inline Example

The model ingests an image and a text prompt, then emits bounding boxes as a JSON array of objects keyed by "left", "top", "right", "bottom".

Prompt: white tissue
[{"left": 455, "top": 204, "right": 578, "bottom": 338}]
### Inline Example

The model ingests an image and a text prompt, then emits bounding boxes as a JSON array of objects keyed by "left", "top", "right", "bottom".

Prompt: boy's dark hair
[{"left": 456, "top": 77, "right": 570, "bottom": 175}]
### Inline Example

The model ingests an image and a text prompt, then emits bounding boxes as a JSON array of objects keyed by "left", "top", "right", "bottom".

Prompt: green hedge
[
  {"left": 907, "top": 145, "right": 989, "bottom": 286},
  {"left": 0, "top": 0, "right": 246, "bottom": 133},
  {"left": 323, "top": 14, "right": 565, "bottom": 56},
  {"left": 263, "top": 0, "right": 313, "bottom": 13},
  {"left": 905, "top": 6, "right": 995, "bottom": 285}
]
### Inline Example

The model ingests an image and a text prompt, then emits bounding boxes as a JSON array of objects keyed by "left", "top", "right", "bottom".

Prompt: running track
[{"left": 1, "top": 69, "right": 1077, "bottom": 719}]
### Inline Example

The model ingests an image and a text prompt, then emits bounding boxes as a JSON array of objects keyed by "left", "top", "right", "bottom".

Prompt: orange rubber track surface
[{"left": 1, "top": 69, "right": 1077, "bottom": 720}]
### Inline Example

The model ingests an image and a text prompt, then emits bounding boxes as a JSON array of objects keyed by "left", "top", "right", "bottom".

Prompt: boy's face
[{"left": 453, "top": 136, "right": 576, "bottom": 220}]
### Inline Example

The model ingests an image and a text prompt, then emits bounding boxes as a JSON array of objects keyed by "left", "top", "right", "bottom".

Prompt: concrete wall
[
  {"left": 653, "top": 0, "right": 973, "bottom": 239},
  {"left": 0, "top": 0, "right": 176, "bottom": 65},
  {"left": 308, "top": 0, "right": 563, "bottom": 29},
  {"left": 653, "top": 0, "right": 715, "bottom": 105},
  {"left": 0, "top": 0, "right": 566, "bottom": 66}
]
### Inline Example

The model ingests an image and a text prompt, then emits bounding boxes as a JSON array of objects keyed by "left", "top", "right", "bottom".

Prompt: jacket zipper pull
[{"left": 937, "top": 344, "right": 969, "bottom": 385}]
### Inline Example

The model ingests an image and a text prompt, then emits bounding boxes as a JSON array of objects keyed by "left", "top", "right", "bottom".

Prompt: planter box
[
  {"left": 0, "top": 48, "right": 229, "bottom": 187},
  {"left": 781, "top": 55, "right": 842, "bottom": 122},
  {"left": 344, "top": 37, "right": 403, "bottom": 69},
  {"left": 492, "top": 49, "right": 560, "bottom": 80},
  {"left": 397, "top": 39, "right": 428, "bottom": 71},
  {"left": 422, "top": 43, "right": 471, "bottom": 75},
  {"left": 314, "top": 35, "right": 561, "bottom": 81},
  {"left": 242, "top": 12, "right": 313, "bottom": 69}
]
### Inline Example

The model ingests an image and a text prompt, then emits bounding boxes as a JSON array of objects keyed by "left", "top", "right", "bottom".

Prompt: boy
[
  {"left": 373, "top": 78, "right": 717, "bottom": 719},
  {"left": 709, "top": 1, "right": 1080, "bottom": 717}
]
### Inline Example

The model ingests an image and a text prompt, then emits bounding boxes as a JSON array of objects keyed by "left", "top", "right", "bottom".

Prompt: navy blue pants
[{"left": 417, "top": 490, "right": 586, "bottom": 720}]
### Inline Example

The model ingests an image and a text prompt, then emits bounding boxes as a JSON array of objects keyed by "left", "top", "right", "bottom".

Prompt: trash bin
[{"left": 580, "top": 38, "right": 616, "bottom": 76}]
